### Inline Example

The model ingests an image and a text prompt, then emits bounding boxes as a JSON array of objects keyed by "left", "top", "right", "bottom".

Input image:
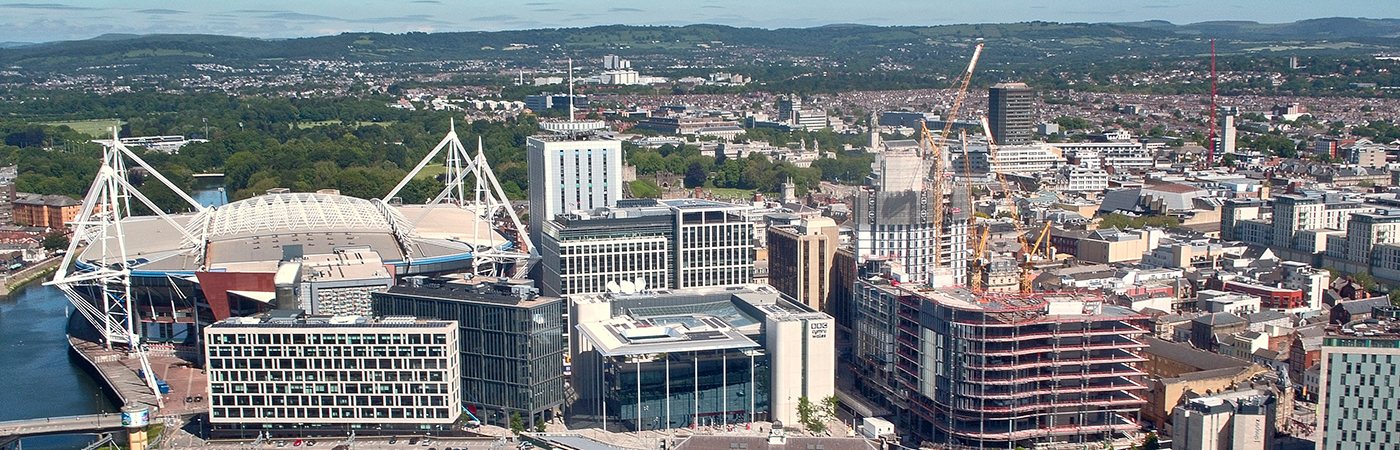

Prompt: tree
[
  {"left": 796, "top": 396, "right": 826, "bottom": 434},
  {"left": 41, "top": 232, "right": 69, "bottom": 252},
  {"left": 1142, "top": 432, "right": 1161, "bottom": 450},
  {"left": 820, "top": 396, "right": 840, "bottom": 421},
  {"left": 509, "top": 411, "right": 524, "bottom": 435},
  {"left": 684, "top": 161, "right": 707, "bottom": 189}
]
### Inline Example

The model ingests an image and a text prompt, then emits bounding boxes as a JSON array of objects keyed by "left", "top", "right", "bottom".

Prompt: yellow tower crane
[{"left": 923, "top": 42, "right": 984, "bottom": 282}]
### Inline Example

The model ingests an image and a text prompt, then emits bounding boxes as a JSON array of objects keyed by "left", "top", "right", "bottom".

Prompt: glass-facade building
[
  {"left": 371, "top": 276, "right": 565, "bottom": 430},
  {"left": 571, "top": 284, "right": 834, "bottom": 432},
  {"left": 601, "top": 349, "right": 770, "bottom": 431}
]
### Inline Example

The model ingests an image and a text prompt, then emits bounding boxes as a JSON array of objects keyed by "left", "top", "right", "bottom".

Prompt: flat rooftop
[
  {"left": 209, "top": 310, "right": 454, "bottom": 329},
  {"left": 382, "top": 274, "right": 559, "bottom": 308},
  {"left": 575, "top": 284, "right": 827, "bottom": 357},
  {"left": 864, "top": 280, "right": 1140, "bottom": 321}
]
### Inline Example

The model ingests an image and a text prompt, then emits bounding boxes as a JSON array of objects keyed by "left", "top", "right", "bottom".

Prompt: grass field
[
  {"left": 413, "top": 163, "right": 446, "bottom": 180},
  {"left": 292, "top": 120, "right": 395, "bottom": 129},
  {"left": 704, "top": 187, "right": 759, "bottom": 200},
  {"left": 39, "top": 119, "right": 125, "bottom": 138}
]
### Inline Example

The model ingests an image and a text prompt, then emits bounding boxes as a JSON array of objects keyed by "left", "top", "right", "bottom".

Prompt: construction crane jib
[{"left": 923, "top": 42, "right": 984, "bottom": 281}]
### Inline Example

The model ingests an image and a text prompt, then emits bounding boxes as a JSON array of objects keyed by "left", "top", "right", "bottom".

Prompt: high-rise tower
[{"left": 988, "top": 82, "right": 1034, "bottom": 145}]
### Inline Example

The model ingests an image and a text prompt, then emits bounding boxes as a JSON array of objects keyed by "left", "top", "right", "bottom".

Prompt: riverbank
[{"left": 0, "top": 256, "right": 61, "bottom": 298}]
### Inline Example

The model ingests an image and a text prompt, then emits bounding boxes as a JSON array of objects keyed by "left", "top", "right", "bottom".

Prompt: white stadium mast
[
  {"left": 385, "top": 120, "right": 537, "bottom": 277},
  {"left": 48, "top": 128, "right": 196, "bottom": 408}
]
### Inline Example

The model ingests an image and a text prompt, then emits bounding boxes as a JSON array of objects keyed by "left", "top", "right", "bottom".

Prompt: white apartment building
[
  {"left": 204, "top": 312, "right": 461, "bottom": 439},
  {"left": 527, "top": 133, "right": 624, "bottom": 247}
]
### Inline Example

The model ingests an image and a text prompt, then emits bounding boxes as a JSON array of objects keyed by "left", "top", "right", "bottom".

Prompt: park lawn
[
  {"left": 39, "top": 119, "right": 125, "bottom": 138},
  {"left": 293, "top": 120, "right": 395, "bottom": 129},
  {"left": 413, "top": 163, "right": 447, "bottom": 180},
  {"left": 704, "top": 187, "right": 759, "bottom": 200}
]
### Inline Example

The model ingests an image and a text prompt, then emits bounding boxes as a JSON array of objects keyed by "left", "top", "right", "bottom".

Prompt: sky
[{"left": 0, "top": 0, "right": 1397, "bottom": 43}]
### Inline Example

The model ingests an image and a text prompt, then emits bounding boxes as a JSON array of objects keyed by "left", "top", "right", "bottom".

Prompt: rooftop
[
  {"left": 383, "top": 275, "right": 558, "bottom": 308},
  {"left": 208, "top": 310, "right": 454, "bottom": 329},
  {"left": 574, "top": 284, "right": 828, "bottom": 357}
]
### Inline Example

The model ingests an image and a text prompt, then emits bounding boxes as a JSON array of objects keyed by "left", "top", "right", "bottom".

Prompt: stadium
[{"left": 53, "top": 126, "right": 530, "bottom": 346}]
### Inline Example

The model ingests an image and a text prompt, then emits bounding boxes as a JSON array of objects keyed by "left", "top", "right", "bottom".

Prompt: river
[
  {"left": 0, "top": 283, "right": 117, "bottom": 449},
  {"left": 0, "top": 180, "right": 227, "bottom": 449}
]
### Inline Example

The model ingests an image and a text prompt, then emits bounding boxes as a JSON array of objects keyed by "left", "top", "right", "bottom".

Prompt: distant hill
[{"left": 1, "top": 19, "right": 1397, "bottom": 73}]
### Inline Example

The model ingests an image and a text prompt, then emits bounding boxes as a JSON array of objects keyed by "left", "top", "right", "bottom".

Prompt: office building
[
  {"left": 539, "top": 198, "right": 754, "bottom": 298},
  {"left": 204, "top": 311, "right": 461, "bottom": 438},
  {"left": 766, "top": 217, "right": 839, "bottom": 312},
  {"left": 526, "top": 133, "right": 624, "bottom": 249},
  {"left": 372, "top": 276, "right": 564, "bottom": 429},
  {"left": 851, "top": 276, "right": 1148, "bottom": 448},
  {"left": 963, "top": 142, "right": 1066, "bottom": 175},
  {"left": 776, "top": 95, "right": 829, "bottom": 131},
  {"left": 570, "top": 284, "right": 834, "bottom": 431},
  {"left": 989, "top": 82, "right": 1035, "bottom": 145},
  {"left": 539, "top": 200, "right": 674, "bottom": 298},
  {"left": 1317, "top": 315, "right": 1400, "bottom": 450},
  {"left": 1049, "top": 141, "right": 1156, "bottom": 173}
]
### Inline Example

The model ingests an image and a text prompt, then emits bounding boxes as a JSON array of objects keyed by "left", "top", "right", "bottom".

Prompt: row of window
[
  {"left": 207, "top": 345, "right": 446, "bottom": 358},
  {"left": 207, "top": 332, "right": 448, "bottom": 346},
  {"left": 211, "top": 406, "right": 452, "bottom": 421},
  {"left": 208, "top": 356, "right": 450, "bottom": 371}
]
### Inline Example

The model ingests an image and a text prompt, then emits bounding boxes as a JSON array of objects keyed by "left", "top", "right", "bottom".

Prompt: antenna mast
[
  {"left": 567, "top": 58, "right": 576, "bottom": 121},
  {"left": 1209, "top": 39, "right": 1217, "bottom": 167}
]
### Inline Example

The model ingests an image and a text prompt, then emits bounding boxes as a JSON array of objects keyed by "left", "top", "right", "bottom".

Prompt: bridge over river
[{"left": 0, "top": 413, "right": 124, "bottom": 447}]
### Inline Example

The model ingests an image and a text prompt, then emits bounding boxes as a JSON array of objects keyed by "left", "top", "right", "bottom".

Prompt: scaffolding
[{"left": 889, "top": 287, "right": 1148, "bottom": 448}]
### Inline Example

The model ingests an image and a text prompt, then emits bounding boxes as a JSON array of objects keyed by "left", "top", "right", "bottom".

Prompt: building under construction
[{"left": 851, "top": 267, "right": 1149, "bottom": 448}]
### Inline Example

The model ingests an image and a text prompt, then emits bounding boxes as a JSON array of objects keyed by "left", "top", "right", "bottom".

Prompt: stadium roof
[
  {"left": 204, "top": 193, "right": 405, "bottom": 240},
  {"left": 76, "top": 192, "right": 495, "bottom": 276}
]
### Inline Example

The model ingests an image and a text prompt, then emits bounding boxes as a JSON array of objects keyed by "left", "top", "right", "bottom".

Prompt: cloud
[
  {"left": 610, "top": 7, "right": 645, "bottom": 13},
  {"left": 262, "top": 12, "right": 344, "bottom": 22},
  {"left": 523, "top": 2, "right": 551, "bottom": 5},
  {"left": 362, "top": 15, "right": 451, "bottom": 25},
  {"left": 472, "top": 14, "right": 520, "bottom": 22},
  {"left": 410, "top": 0, "right": 440, "bottom": 3},
  {"left": 135, "top": 9, "right": 186, "bottom": 15},
  {"left": 0, "top": 2, "right": 93, "bottom": 10}
]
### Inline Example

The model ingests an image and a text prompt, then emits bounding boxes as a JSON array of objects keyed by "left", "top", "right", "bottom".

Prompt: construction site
[{"left": 843, "top": 41, "right": 1152, "bottom": 449}]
